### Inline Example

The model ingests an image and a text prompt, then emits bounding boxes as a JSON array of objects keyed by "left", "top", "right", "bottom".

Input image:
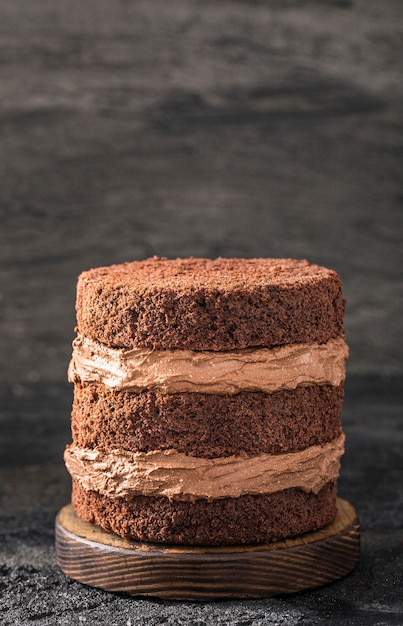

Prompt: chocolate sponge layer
[
  {"left": 75, "top": 257, "right": 345, "bottom": 351},
  {"left": 72, "top": 479, "right": 337, "bottom": 546},
  {"left": 71, "top": 383, "right": 344, "bottom": 458}
]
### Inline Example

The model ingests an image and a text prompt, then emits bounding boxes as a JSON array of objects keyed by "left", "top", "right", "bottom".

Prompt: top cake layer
[{"left": 75, "top": 257, "right": 345, "bottom": 351}]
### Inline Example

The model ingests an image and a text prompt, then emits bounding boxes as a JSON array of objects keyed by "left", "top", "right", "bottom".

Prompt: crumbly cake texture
[
  {"left": 71, "top": 382, "right": 344, "bottom": 458},
  {"left": 75, "top": 257, "right": 345, "bottom": 351},
  {"left": 67, "top": 256, "right": 347, "bottom": 546},
  {"left": 72, "top": 479, "right": 337, "bottom": 546}
]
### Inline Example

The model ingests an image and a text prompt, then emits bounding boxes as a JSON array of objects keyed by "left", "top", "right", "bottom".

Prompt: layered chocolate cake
[{"left": 64, "top": 257, "right": 348, "bottom": 546}]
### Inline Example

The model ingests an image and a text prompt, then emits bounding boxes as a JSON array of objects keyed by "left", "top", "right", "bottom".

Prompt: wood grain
[{"left": 55, "top": 497, "right": 360, "bottom": 600}]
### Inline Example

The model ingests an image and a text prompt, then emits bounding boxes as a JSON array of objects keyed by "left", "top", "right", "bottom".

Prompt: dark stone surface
[{"left": 1, "top": 0, "right": 402, "bottom": 623}]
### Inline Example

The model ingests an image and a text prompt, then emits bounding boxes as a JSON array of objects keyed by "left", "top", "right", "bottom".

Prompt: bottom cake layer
[{"left": 71, "top": 479, "right": 337, "bottom": 546}]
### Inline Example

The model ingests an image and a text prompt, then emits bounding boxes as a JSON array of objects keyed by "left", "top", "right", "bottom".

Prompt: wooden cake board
[{"left": 55, "top": 497, "right": 360, "bottom": 600}]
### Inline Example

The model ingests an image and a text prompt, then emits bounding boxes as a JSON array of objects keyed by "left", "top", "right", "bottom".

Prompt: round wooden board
[{"left": 55, "top": 498, "right": 360, "bottom": 600}]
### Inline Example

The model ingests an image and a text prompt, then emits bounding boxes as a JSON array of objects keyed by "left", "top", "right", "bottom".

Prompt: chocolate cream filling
[
  {"left": 68, "top": 335, "right": 348, "bottom": 394},
  {"left": 64, "top": 434, "right": 345, "bottom": 502}
]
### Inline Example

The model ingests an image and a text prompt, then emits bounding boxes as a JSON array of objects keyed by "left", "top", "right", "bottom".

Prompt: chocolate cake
[{"left": 64, "top": 257, "right": 348, "bottom": 545}]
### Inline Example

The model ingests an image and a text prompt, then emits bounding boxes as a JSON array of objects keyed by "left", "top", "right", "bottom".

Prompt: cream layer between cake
[
  {"left": 68, "top": 335, "right": 348, "bottom": 394},
  {"left": 65, "top": 433, "right": 345, "bottom": 502}
]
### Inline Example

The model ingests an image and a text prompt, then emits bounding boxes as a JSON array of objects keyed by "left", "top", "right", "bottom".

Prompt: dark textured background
[
  {"left": 0, "top": 1, "right": 402, "bottom": 624},
  {"left": 1, "top": 0, "right": 402, "bottom": 384}
]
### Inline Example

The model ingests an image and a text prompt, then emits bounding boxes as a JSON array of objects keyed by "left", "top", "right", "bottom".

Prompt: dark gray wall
[{"left": 1, "top": 0, "right": 402, "bottom": 383}]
